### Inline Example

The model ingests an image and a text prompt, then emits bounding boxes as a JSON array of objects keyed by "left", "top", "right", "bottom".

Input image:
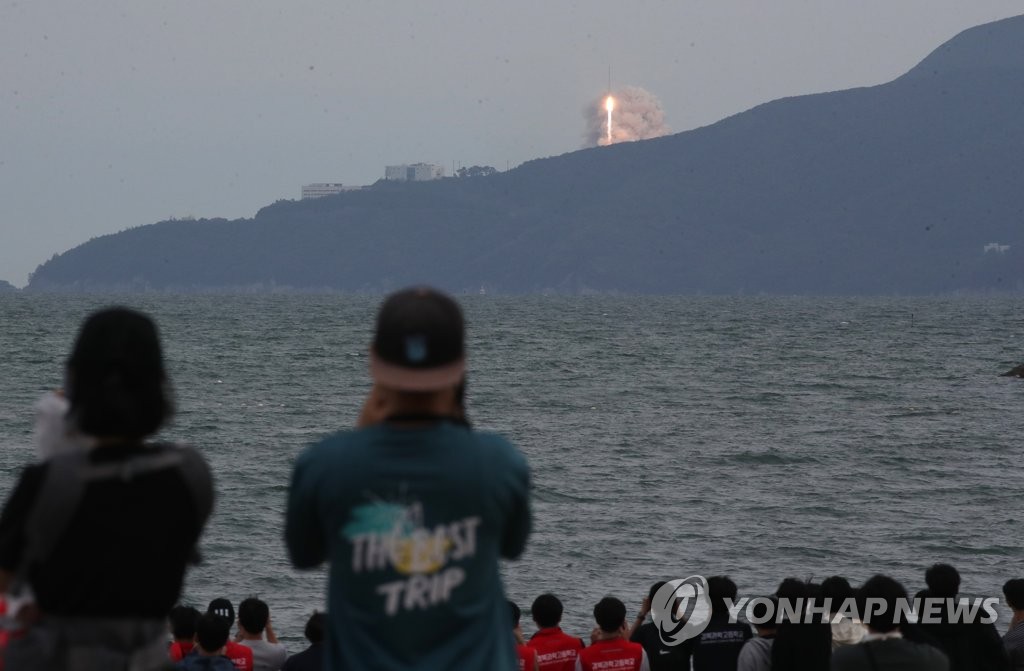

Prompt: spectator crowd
[
  {"left": 0, "top": 291, "right": 1019, "bottom": 671},
  {"left": 164, "top": 563, "right": 1024, "bottom": 671}
]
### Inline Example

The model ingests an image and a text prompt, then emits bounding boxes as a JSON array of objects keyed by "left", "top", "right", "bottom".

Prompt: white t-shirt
[{"left": 240, "top": 638, "right": 287, "bottom": 671}]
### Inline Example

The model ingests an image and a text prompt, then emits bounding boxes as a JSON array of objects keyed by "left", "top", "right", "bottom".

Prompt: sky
[{"left": 1, "top": 1, "right": 1021, "bottom": 287}]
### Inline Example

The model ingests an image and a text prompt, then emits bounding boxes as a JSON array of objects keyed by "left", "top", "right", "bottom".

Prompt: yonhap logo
[{"left": 651, "top": 575, "right": 712, "bottom": 646}]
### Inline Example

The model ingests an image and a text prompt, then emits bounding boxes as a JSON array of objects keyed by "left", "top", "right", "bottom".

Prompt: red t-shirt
[
  {"left": 518, "top": 642, "right": 539, "bottom": 671},
  {"left": 224, "top": 641, "right": 254, "bottom": 671},
  {"left": 527, "top": 627, "right": 585, "bottom": 671},
  {"left": 169, "top": 640, "right": 252, "bottom": 671},
  {"left": 168, "top": 640, "right": 195, "bottom": 661},
  {"left": 576, "top": 638, "right": 646, "bottom": 671}
]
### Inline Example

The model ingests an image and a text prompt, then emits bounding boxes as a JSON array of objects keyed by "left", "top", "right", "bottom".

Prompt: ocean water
[{"left": 1, "top": 293, "right": 1022, "bottom": 645}]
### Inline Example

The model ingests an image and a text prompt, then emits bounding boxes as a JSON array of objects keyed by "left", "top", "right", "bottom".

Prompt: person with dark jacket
[
  {"left": 629, "top": 581, "right": 693, "bottom": 670},
  {"left": 281, "top": 612, "right": 325, "bottom": 671},
  {"left": 916, "top": 564, "right": 1008, "bottom": 671},
  {"left": 692, "top": 576, "right": 752, "bottom": 671},
  {"left": 0, "top": 308, "right": 214, "bottom": 671},
  {"left": 771, "top": 578, "right": 832, "bottom": 671}
]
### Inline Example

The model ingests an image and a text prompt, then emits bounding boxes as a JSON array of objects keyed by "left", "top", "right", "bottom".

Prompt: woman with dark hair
[
  {"left": 64, "top": 306, "right": 175, "bottom": 439},
  {"left": 0, "top": 307, "right": 214, "bottom": 670}
]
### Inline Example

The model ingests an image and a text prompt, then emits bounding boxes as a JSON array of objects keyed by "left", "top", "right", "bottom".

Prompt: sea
[{"left": 0, "top": 293, "right": 1022, "bottom": 645}]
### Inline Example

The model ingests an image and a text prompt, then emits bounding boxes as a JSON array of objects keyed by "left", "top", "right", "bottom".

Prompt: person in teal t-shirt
[{"left": 286, "top": 287, "right": 531, "bottom": 671}]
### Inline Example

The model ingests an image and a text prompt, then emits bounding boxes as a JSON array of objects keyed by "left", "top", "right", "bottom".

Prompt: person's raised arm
[
  {"left": 285, "top": 448, "right": 326, "bottom": 569},
  {"left": 628, "top": 595, "right": 651, "bottom": 640},
  {"left": 265, "top": 615, "right": 278, "bottom": 644}
]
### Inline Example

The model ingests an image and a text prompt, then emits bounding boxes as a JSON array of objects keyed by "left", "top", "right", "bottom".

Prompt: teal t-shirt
[{"left": 286, "top": 421, "right": 531, "bottom": 670}]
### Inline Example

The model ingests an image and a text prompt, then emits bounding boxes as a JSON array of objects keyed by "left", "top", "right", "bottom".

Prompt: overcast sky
[{"left": 1, "top": 1, "right": 1020, "bottom": 286}]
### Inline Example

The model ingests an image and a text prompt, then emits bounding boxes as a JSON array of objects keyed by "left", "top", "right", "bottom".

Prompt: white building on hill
[
  {"left": 384, "top": 163, "right": 445, "bottom": 182},
  {"left": 301, "top": 183, "right": 347, "bottom": 199}
]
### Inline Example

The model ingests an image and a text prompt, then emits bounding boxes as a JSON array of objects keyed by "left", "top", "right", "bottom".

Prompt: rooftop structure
[{"left": 384, "top": 163, "right": 445, "bottom": 182}]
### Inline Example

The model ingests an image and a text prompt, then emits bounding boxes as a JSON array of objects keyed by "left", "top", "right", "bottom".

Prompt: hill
[{"left": 27, "top": 15, "right": 1024, "bottom": 294}]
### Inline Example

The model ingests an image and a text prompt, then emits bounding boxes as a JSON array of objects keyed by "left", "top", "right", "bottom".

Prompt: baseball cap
[
  {"left": 207, "top": 598, "right": 235, "bottom": 623},
  {"left": 370, "top": 287, "right": 465, "bottom": 392}
]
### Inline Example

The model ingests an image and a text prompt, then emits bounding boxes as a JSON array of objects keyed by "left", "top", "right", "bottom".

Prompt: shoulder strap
[{"left": 23, "top": 451, "right": 89, "bottom": 567}]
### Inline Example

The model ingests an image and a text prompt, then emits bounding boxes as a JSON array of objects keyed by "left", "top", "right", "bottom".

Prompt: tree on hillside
[{"left": 456, "top": 165, "right": 497, "bottom": 178}]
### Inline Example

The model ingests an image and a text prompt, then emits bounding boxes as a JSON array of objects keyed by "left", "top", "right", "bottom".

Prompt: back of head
[
  {"left": 196, "top": 612, "right": 230, "bottom": 653},
  {"left": 594, "top": 597, "right": 627, "bottom": 633},
  {"left": 775, "top": 577, "right": 808, "bottom": 601},
  {"left": 707, "top": 575, "right": 738, "bottom": 617},
  {"left": 305, "top": 611, "right": 325, "bottom": 644},
  {"left": 925, "top": 563, "right": 960, "bottom": 598},
  {"left": 238, "top": 597, "right": 270, "bottom": 635},
  {"left": 508, "top": 601, "right": 522, "bottom": 628},
  {"left": 370, "top": 287, "right": 466, "bottom": 393},
  {"left": 1004, "top": 580, "right": 1024, "bottom": 611},
  {"left": 750, "top": 597, "right": 778, "bottom": 630},
  {"left": 66, "top": 307, "right": 172, "bottom": 438},
  {"left": 647, "top": 581, "right": 666, "bottom": 605},
  {"left": 531, "top": 593, "right": 563, "bottom": 628},
  {"left": 821, "top": 576, "right": 854, "bottom": 609},
  {"left": 859, "top": 574, "right": 908, "bottom": 633},
  {"left": 169, "top": 605, "right": 201, "bottom": 640},
  {"left": 207, "top": 598, "right": 235, "bottom": 626}
]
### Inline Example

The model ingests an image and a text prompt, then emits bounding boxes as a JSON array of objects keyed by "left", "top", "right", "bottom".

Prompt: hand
[
  {"left": 357, "top": 385, "right": 389, "bottom": 427},
  {"left": 265, "top": 615, "right": 279, "bottom": 644},
  {"left": 639, "top": 596, "right": 651, "bottom": 619},
  {"left": 15, "top": 602, "right": 41, "bottom": 627}
]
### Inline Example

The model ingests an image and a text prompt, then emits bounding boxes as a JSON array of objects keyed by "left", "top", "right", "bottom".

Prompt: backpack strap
[{"left": 23, "top": 451, "right": 89, "bottom": 569}]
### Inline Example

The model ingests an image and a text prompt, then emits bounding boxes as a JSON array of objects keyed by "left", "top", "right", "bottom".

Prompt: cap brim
[{"left": 370, "top": 353, "right": 465, "bottom": 392}]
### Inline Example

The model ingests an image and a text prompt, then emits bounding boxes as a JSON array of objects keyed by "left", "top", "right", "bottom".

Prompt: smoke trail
[{"left": 583, "top": 86, "right": 670, "bottom": 147}]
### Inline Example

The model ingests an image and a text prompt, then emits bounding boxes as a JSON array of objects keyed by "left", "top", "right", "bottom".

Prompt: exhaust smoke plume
[{"left": 584, "top": 86, "right": 670, "bottom": 147}]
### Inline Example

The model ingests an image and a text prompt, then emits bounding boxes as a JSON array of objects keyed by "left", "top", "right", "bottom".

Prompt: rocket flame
[{"left": 584, "top": 86, "right": 670, "bottom": 148}]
